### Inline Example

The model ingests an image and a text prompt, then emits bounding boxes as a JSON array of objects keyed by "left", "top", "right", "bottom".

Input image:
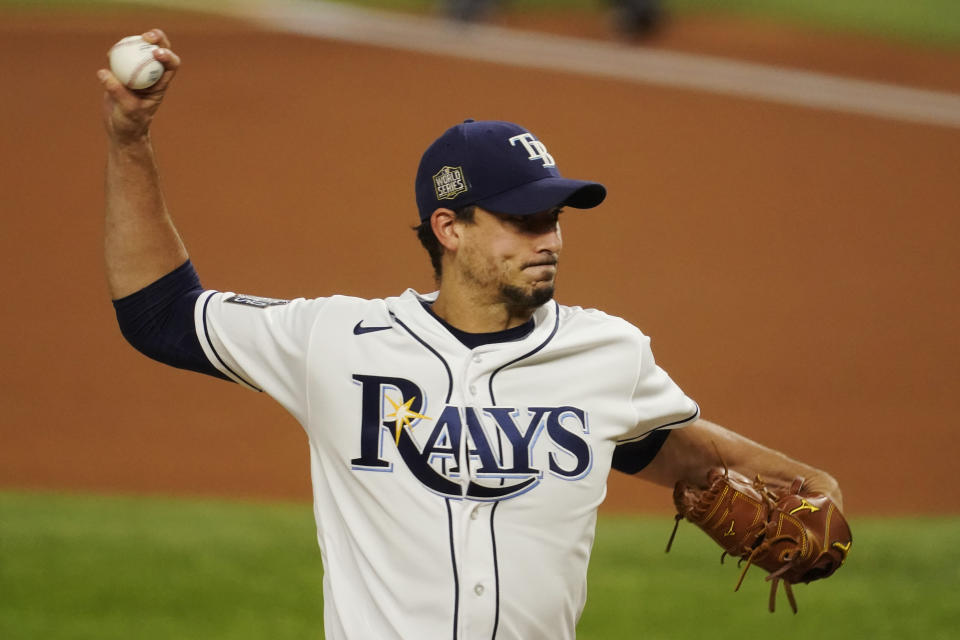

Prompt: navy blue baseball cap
[{"left": 415, "top": 120, "right": 606, "bottom": 222}]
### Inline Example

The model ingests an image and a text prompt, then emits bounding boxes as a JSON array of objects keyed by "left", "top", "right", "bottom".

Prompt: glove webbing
[
  {"left": 734, "top": 534, "right": 801, "bottom": 613},
  {"left": 667, "top": 468, "right": 802, "bottom": 614}
]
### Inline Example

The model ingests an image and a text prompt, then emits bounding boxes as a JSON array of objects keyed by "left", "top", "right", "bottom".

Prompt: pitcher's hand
[{"left": 98, "top": 29, "right": 180, "bottom": 144}]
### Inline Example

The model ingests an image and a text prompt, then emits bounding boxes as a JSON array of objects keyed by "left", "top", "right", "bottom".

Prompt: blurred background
[{"left": 1, "top": 1, "right": 958, "bottom": 638}]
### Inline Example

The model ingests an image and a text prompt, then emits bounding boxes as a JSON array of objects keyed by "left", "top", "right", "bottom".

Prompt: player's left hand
[
  {"left": 98, "top": 29, "right": 181, "bottom": 144},
  {"left": 667, "top": 467, "right": 852, "bottom": 613}
]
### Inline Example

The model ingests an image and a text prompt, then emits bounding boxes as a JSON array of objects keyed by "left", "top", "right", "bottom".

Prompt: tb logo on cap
[{"left": 509, "top": 133, "right": 556, "bottom": 168}]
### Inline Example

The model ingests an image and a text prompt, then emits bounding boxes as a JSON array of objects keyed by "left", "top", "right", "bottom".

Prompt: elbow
[{"left": 118, "top": 322, "right": 169, "bottom": 364}]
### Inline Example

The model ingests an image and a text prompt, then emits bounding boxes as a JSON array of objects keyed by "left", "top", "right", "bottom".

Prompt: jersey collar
[{"left": 389, "top": 289, "right": 558, "bottom": 358}]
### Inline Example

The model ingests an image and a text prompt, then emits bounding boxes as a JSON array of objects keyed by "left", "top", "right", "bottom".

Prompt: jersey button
[
  {"left": 472, "top": 354, "right": 482, "bottom": 363},
  {"left": 470, "top": 508, "right": 480, "bottom": 520},
  {"left": 468, "top": 384, "right": 477, "bottom": 395},
  {"left": 474, "top": 584, "right": 485, "bottom": 596}
]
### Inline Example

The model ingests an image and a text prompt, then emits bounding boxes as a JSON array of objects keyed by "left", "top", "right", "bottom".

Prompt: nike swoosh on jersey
[{"left": 353, "top": 321, "right": 392, "bottom": 335}]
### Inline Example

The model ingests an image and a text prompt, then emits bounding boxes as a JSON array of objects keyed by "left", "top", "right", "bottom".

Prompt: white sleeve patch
[{"left": 225, "top": 294, "right": 289, "bottom": 308}]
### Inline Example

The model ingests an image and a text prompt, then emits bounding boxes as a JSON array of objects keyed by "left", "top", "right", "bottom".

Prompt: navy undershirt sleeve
[
  {"left": 611, "top": 429, "right": 672, "bottom": 474},
  {"left": 112, "top": 260, "right": 229, "bottom": 381}
]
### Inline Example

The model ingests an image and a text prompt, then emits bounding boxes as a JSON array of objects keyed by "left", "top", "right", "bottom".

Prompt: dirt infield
[{"left": 1, "top": 7, "right": 957, "bottom": 515}]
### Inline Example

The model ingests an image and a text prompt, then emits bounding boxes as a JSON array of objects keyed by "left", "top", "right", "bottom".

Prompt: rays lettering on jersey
[{"left": 350, "top": 375, "right": 591, "bottom": 500}]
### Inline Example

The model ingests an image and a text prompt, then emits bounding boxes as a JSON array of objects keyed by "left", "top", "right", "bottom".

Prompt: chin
[{"left": 501, "top": 283, "right": 555, "bottom": 308}]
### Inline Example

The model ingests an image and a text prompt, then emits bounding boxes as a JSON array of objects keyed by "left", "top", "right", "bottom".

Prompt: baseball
[{"left": 109, "top": 35, "right": 164, "bottom": 90}]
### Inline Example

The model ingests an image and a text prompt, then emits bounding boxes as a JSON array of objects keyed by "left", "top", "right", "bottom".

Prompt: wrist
[
  {"left": 107, "top": 131, "right": 153, "bottom": 155},
  {"left": 806, "top": 472, "right": 843, "bottom": 508}
]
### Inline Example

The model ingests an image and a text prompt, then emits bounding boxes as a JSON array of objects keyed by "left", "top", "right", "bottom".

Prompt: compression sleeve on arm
[
  {"left": 611, "top": 429, "right": 672, "bottom": 474},
  {"left": 112, "top": 260, "right": 229, "bottom": 381}
]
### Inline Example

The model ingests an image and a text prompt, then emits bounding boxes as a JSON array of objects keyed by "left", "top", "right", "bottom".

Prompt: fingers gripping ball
[
  {"left": 666, "top": 466, "right": 852, "bottom": 613},
  {"left": 109, "top": 35, "right": 164, "bottom": 90}
]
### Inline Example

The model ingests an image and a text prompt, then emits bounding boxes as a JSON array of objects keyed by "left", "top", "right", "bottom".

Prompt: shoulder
[
  {"left": 201, "top": 290, "right": 395, "bottom": 334},
  {"left": 204, "top": 291, "right": 387, "bottom": 313},
  {"left": 555, "top": 303, "right": 646, "bottom": 341},
  {"left": 550, "top": 303, "right": 653, "bottom": 366}
]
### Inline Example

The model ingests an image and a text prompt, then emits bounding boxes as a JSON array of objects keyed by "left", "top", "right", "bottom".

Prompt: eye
[
  {"left": 497, "top": 209, "right": 561, "bottom": 232},
  {"left": 503, "top": 214, "right": 533, "bottom": 230}
]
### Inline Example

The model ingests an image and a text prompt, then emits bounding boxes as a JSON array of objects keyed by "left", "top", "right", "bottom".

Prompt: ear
[{"left": 430, "top": 208, "right": 460, "bottom": 251}]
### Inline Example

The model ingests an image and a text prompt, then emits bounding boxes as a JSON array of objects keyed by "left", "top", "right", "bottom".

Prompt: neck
[{"left": 431, "top": 282, "right": 538, "bottom": 332}]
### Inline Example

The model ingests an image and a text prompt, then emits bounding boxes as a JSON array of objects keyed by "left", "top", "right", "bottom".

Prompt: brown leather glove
[{"left": 667, "top": 467, "right": 852, "bottom": 613}]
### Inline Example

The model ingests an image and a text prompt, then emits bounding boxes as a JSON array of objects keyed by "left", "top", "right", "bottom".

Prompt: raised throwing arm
[{"left": 98, "top": 29, "right": 187, "bottom": 299}]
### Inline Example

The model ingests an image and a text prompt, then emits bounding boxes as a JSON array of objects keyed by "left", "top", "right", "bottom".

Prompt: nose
[{"left": 537, "top": 221, "right": 562, "bottom": 254}]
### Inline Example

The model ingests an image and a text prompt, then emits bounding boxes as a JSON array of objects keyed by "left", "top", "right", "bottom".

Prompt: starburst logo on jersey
[
  {"left": 350, "top": 375, "right": 593, "bottom": 500},
  {"left": 384, "top": 394, "right": 432, "bottom": 445},
  {"left": 433, "top": 166, "right": 468, "bottom": 200}
]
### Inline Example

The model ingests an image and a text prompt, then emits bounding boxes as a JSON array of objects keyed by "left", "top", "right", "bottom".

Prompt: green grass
[
  {"left": 669, "top": 0, "right": 960, "bottom": 48},
  {"left": 2, "top": 490, "right": 958, "bottom": 639},
  {"left": 0, "top": 491, "right": 325, "bottom": 640},
  {"left": 582, "top": 513, "right": 960, "bottom": 639},
  {"left": 1, "top": 0, "right": 958, "bottom": 47},
  {"left": 333, "top": 0, "right": 960, "bottom": 47}
]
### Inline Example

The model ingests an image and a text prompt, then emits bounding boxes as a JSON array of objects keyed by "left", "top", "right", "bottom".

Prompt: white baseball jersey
[{"left": 193, "top": 287, "right": 699, "bottom": 640}]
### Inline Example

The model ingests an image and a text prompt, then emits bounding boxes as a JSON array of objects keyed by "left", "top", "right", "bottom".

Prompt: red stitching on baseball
[{"left": 129, "top": 56, "right": 158, "bottom": 88}]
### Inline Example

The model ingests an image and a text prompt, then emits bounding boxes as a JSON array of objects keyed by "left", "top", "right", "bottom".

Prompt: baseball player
[
  {"left": 443, "top": 0, "right": 665, "bottom": 38},
  {"left": 99, "top": 30, "right": 843, "bottom": 640}
]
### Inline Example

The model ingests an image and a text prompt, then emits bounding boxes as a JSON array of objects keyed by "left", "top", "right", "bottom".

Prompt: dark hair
[{"left": 413, "top": 205, "right": 476, "bottom": 281}]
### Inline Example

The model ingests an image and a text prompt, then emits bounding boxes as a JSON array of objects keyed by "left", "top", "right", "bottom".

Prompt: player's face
[{"left": 456, "top": 207, "right": 563, "bottom": 308}]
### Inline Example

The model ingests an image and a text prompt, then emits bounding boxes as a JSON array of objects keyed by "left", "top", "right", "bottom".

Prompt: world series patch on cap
[
  {"left": 415, "top": 119, "right": 606, "bottom": 222},
  {"left": 433, "top": 166, "right": 468, "bottom": 201}
]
